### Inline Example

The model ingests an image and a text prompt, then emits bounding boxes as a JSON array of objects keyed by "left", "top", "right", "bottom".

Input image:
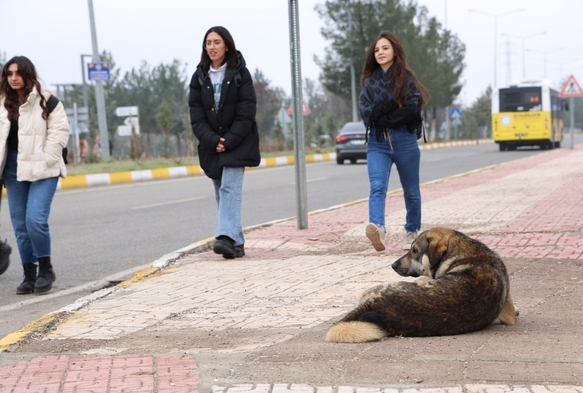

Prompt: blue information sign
[
  {"left": 450, "top": 107, "right": 462, "bottom": 120},
  {"left": 87, "top": 62, "right": 111, "bottom": 81}
]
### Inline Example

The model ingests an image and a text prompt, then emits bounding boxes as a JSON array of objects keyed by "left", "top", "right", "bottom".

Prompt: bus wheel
[{"left": 499, "top": 143, "right": 506, "bottom": 151}]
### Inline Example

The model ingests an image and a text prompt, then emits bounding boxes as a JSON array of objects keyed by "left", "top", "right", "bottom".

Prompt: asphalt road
[{"left": 0, "top": 140, "right": 579, "bottom": 339}]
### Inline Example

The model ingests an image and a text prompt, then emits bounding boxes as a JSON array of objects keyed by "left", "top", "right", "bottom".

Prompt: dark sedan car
[{"left": 335, "top": 121, "right": 367, "bottom": 164}]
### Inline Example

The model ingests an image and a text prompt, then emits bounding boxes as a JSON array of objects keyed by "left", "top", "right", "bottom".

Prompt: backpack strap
[
  {"left": 46, "top": 94, "right": 59, "bottom": 114},
  {"left": 46, "top": 94, "right": 68, "bottom": 165}
]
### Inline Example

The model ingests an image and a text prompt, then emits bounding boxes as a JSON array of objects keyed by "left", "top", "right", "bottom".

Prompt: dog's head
[{"left": 392, "top": 228, "right": 451, "bottom": 278}]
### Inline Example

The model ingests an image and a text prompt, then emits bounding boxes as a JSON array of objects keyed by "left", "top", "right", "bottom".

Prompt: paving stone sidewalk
[{"left": 1, "top": 146, "right": 582, "bottom": 392}]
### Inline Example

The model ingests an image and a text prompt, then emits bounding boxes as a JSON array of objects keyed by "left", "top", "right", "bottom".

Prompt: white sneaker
[
  {"left": 403, "top": 231, "right": 419, "bottom": 251},
  {"left": 366, "top": 223, "right": 386, "bottom": 251}
]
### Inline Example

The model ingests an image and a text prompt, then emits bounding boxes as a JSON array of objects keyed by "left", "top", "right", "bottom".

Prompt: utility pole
[{"left": 87, "top": 0, "right": 111, "bottom": 160}]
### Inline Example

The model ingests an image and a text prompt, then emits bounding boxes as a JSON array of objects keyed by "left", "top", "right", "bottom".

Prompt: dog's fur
[{"left": 326, "top": 227, "right": 519, "bottom": 343}]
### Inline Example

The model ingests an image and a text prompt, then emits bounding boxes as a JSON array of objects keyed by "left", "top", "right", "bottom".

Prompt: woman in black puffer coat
[{"left": 188, "top": 26, "right": 260, "bottom": 259}]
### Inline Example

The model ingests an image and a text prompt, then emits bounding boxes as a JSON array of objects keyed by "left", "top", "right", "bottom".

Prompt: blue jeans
[
  {"left": 212, "top": 166, "right": 245, "bottom": 246},
  {"left": 2, "top": 150, "right": 58, "bottom": 264},
  {"left": 367, "top": 130, "right": 421, "bottom": 233}
]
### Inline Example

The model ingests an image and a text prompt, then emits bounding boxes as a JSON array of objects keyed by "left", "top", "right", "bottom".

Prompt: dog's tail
[{"left": 325, "top": 321, "right": 385, "bottom": 343}]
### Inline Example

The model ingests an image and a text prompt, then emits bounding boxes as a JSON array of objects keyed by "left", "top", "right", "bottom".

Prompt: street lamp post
[
  {"left": 525, "top": 47, "right": 565, "bottom": 78},
  {"left": 468, "top": 8, "right": 524, "bottom": 88},
  {"left": 501, "top": 31, "right": 546, "bottom": 79}
]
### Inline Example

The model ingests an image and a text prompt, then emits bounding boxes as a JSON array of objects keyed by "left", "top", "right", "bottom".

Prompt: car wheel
[
  {"left": 350, "top": 158, "right": 357, "bottom": 164},
  {"left": 336, "top": 157, "right": 344, "bottom": 165}
]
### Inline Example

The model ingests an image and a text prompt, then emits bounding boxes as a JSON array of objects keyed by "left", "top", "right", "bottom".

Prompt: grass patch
[{"left": 66, "top": 147, "right": 335, "bottom": 176}]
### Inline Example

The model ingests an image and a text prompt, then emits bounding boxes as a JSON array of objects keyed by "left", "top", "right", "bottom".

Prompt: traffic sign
[
  {"left": 117, "top": 116, "right": 140, "bottom": 136},
  {"left": 117, "top": 124, "right": 140, "bottom": 136},
  {"left": 115, "top": 106, "right": 139, "bottom": 117},
  {"left": 287, "top": 101, "right": 311, "bottom": 116},
  {"left": 87, "top": 62, "right": 111, "bottom": 82},
  {"left": 450, "top": 107, "right": 462, "bottom": 120},
  {"left": 559, "top": 75, "right": 583, "bottom": 98}
]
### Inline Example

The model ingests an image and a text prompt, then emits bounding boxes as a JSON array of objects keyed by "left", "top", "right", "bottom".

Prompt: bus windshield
[{"left": 499, "top": 87, "right": 542, "bottom": 112}]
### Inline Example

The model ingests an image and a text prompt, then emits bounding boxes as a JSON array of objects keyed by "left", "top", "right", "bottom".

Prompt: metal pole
[
  {"left": 348, "top": 2, "right": 358, "bottom": 122},
  {"left": 80, "top": 54, "right": 89, "bottom": 111},
  {"left": 444, "top": 0, "right": 447, "bottom": 28},
  {"left": 88, "top": 0, "right": 110, "bottom": 160},
  {"left": 72, "top": 102, "right": 80, "bottom": 163},
  {"left": 493, "top": 16, "right": 497, "bottom": 87},
  {"left": 522, "top": 38, "right": 526, "bottom": 79},
  {"left": 288, "top": 0, "right": 308, "bottom": 229},
  {"left": 570, "top": 97, "right": 575, "bottom": 149},
  {"left": 350, "top": 65, "right": 358, "bottom": 122}
]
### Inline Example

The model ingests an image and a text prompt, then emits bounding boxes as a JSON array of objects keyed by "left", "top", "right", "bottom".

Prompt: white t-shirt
[{"left": 208, "top": 63, "right": 227, "bottom": 111}]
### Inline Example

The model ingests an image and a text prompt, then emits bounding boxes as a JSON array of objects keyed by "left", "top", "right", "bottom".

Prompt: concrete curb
[{"left": 56, "top": 139, "right": 494, "bottom": 190}]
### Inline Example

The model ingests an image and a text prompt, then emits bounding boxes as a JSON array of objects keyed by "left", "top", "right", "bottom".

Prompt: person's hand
[
  {"left": 216, "top": 137, "right": 226, "bottom": 153},
  {"left": 371, "top": 101, "right": 396, "bottom": 122},
  {"left": 371, "top": 101, "right": 399, "bottom": 126}
]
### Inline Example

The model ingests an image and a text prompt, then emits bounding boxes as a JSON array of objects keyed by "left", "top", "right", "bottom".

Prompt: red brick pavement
[{"left": 0, "top": 355, "right": 199, "bottom": 393}]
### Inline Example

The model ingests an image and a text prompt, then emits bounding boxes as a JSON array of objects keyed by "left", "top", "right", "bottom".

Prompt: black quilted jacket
[{"left": 188, "top": 51, "right": 260, "bottom": 179}]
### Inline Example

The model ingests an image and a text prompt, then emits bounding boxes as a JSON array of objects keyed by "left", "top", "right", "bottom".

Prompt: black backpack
[{"left": 46, "top": 95, "right": 68, "bottom": 165}]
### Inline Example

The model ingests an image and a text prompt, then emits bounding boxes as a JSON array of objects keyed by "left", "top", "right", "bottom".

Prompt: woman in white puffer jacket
[{"left": 0, "top": 56, "right": 69, "bottom": 295}]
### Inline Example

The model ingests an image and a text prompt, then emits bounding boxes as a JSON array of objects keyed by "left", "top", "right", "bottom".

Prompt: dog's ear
[{"left": 426, "top": 230, "right": 449, "bottom": 266}]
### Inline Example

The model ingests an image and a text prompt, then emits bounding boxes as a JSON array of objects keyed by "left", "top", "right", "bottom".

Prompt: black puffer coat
[{"left": 188, "top": 51, "right": 260, "bottom": 179}]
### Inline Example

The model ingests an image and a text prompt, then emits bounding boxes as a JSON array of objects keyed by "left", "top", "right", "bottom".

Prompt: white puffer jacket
[{"left": 0, "top": 88, "right": 69, "bottom": 181}]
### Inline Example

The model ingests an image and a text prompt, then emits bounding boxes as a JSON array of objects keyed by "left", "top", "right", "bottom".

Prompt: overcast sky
[{"left": 1, "top": 0, "right": 582, "bottom": 108}]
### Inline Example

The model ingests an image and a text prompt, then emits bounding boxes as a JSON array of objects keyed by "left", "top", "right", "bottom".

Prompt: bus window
[{"left": 500, "top": 87, "right": 542, "bottom": 112}]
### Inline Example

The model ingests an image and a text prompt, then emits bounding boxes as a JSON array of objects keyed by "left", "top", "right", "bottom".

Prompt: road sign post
[
  {"left": 559, "top": 75, "right": 583, "bottom": 149},
  {"left": 450, "top": 107, "right": 462, "bottom": 139},
  {"left": 65, "top": 105, "right": 89, "bottom": 163},
  {"left": 115, "top": 106, "right": 140, "bottom": 136}
]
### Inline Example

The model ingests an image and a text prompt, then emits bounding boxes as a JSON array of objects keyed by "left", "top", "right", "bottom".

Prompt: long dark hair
[
  {"left": 360, "top": 30, "right": 429, "bottom": 107},
  {"left": 0, "top": 56, "right": 49, "bottom": 121},
  {"left": 200, "top": 26, "right": 238, "bottom": 71}
]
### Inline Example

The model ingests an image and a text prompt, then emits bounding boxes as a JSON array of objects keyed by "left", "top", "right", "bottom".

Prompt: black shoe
[
  {"left": 223, "top": 244, "right": 245, "bottom": 259},
  {"left": 0, "top": 240, "right": 11, "bottom": 276},
  {"left": 213, "top": 236, "right": 236, "bottom": 256},
  {"left": 35, "top": 256, "right": 56, "bottom": 294},
  {"left": 17, "top": 263, "right": 37, "bottom": 295}
]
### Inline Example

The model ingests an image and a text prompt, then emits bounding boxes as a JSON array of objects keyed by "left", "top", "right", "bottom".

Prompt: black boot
[
  {"left": 16, "top": 263, "right": 37, "bottom": 295},
  {"left": 0, "top": 239, "right": 11, "bottom": 276},
  {"left": 35, "top": 257, "right": 56, "bottom": 294}
]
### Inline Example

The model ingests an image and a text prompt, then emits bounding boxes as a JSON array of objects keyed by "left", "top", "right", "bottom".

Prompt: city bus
[{"left": 491, "top": 79, "right": 564, "bottom": 151}]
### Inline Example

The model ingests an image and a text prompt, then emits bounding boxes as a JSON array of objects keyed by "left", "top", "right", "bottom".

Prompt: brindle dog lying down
[{"left": 326, "top": 228, "right": 519, "bottom": 343}]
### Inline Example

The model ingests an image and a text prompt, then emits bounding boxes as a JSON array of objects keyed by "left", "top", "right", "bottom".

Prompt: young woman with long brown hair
[
  {"left": 188, "top": 27, "right": 260, "bottom": 259},
  {"left": 0, "top": 56, "right": 69, "bottom": 294},
  {"left": 359, "top": 30, "right": 430, "bottom": 252}
]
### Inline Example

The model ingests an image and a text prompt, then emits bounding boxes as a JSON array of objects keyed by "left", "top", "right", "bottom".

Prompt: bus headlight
[{"left": 501, "top": 115, "right": 512, "bottom": 126}]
